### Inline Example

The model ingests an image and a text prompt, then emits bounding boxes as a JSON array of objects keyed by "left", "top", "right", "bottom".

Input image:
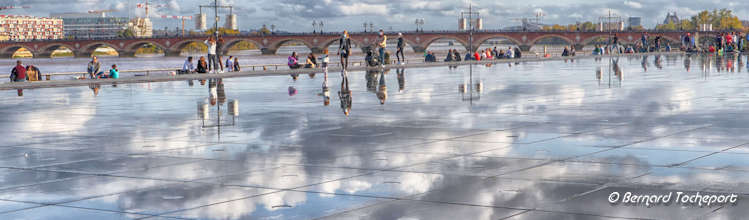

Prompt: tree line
[{"left": 542, "top": 9, "right": 744, "bottom": 32}]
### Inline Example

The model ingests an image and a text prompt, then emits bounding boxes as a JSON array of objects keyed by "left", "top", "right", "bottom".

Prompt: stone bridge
[{"left": 0, "top": 31, "right": 714, "bottom": 58}]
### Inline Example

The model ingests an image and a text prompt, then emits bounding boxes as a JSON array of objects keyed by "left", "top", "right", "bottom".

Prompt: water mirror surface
[{"left": 2, "top": 54, "right": 749, "bottom": 219}]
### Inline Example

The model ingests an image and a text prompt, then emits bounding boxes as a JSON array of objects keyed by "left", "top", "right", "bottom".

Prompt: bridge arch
[
  {"left": 171, "top": 39, "right": 206, "bottom": 56},
  {"left": 529, "top": 34, "right": 575, "bottom": 46},
  {"left": 0, "top": 45, "right": 35, "bottom": 59},
  {"left": 221, "top": 38, "right": 263, "bottom": 55},
  {"left": 423, "top": 37, "right": 470, "bottom": 52},
  {"left": 38, "top": 43, "right": 76, "bottom": 58},
  {"left": 124, "top": 40, "right": 168, "bottom": 57},
  {"left": 475, "top": 34, "right": 523, "bottom": 48},
  {"left": 80, "top": 42, "right": 121, "bottom": 58},
  {"left": 267, "top": 38, "right": 316, "bottom": 55}
]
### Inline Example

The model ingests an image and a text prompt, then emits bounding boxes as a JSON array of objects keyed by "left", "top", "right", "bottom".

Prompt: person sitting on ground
[
  {"left": 225, "top": 56, "right": 234, "bottom": 72},
  {"left": 425, "top": 51, "right": 436, "bottom": 62},
  {"left": 365, "top": 49, "right": 379, "bottom": 67},
  {"left": 444, "top": 50, "right": 454, "bottom": 62},
  {"left": 570, "top": 46, "right": 576, "bottom": 56},
  {"left": 480, "top": 50, "right": 486, "bottom": 60},
  {"left": 464, "top": 52, "right": 473, "bottom": 61},
  {"left": 102, "top": 64, "right": 119, "bottom": 79},
  {"left": 87, "top": 56, "right": 103, "bottom": 79},
  {"left": 485, "top": 49, "right": 493, "bottom": 59},
  {"left": 514, "top": 47, "right": 522, "bottom": 58},
  {"left": 288, "top": 52, "right": 302, "bottom": 69},
  {"left": 453, "top": 49, "right": 462, "bottom": 62},
  {"left": 320, "top": 49, "right": 330, "bottom": 68},
  {"left": 9, "top": 60, "right": 26, "bottom": 82},
  {"left": 562, "top": 46, "right": 570, "bottom": 57},
  {"left": 304, "top": 53, "right": 317, "bottom": 68},
  {"left": 181, "top": 56, "right": 194, "bottom": 74},
  {"left": 233, "top": 57, "right": 240, "bottom": 71},
  {"left": 474, "top": 50, "right": 481, "bottom": 61},
  {"left": 497, "top": 49, "right": 505, "bottom": 58},
  {"left": 25, "top": 65, "right": 40, "bottom": 81},
  {"left": 309, "top": 53, "right": 318, "bottom": 67},
  {"left": 197, "top": 56, "right": 208, "bottom": 73},
  {"left": 709, "top": 45, "right": 716, "bottom": 53},
  {"left": 506, "top": 47, "right": 514, "bottom": 58}
]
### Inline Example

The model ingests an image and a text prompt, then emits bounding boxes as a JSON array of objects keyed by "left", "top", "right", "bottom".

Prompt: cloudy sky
[{"left": 2, "top": 0, "right": 748, "bottom": 32}]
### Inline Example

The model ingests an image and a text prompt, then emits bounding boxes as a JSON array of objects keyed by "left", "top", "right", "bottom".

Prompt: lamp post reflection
[
  {"left": 197, "top": 78, "right": 239, "bottom": 141},
  {"left": 459, "top": 65, "right": 482, "bottom": 104},
  {"left": 597, "top": 57, "right": 622, "bottom": 88}
]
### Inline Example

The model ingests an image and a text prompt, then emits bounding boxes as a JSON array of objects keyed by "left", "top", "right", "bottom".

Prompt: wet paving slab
[{"left": 2, "top": 55, "right": 749, "bottom": 218}]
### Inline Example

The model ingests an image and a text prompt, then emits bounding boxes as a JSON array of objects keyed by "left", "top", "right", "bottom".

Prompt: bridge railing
[{"left": 0, "top": 30, "right": 721, "bottom": 43}]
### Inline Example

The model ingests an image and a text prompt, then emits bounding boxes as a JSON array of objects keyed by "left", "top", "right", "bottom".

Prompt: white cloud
[
  {"left": 337, "top": 3, "right": 388, "bottom": 16},
  {"left": 624, "top": 0, "right": 643, "bottom": 9}
]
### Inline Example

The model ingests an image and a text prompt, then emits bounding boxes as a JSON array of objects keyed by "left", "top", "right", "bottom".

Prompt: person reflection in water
[
  {"left": 641, "top": 56, "right": 648, "bottom": 72},
  {"left": 208, "top": 79, "right": 218, "bottom": 106},
  {"left": 339, "top": 70, "right": 352, "bottom": 116},
  {"left": 89, "top": 83, "right": 101, "bottom": 96},
  {"left": 377, "top": 69, "right": 388, "bottom": 105},
  {"left": 322, "top": 68, "right": 330, "bottom": 106},
  {"left": 365, "top": 70, "right": 378, "bottom": 93},
  {"left": 612, "top": 58, "right": 622, "bottom": 81},
  {"left": 684, "top": 56, "right": 691, "bottom": 72},
  {"left": 217, "top": 79, "right": 226, "bottom": 105},
  {"left": 397, "top": 68, "right": 405, "bottom": 92},
  {"left": 654, "top": 55, "right": 663, "bottom": 69}
]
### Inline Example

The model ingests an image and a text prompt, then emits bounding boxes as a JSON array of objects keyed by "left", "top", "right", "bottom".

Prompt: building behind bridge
[
  {"left": 0, "top": 15, "right": 63, "bottom": 41},
  {"left": 52, "top": 13, "right": 130, "bottom": 39}
]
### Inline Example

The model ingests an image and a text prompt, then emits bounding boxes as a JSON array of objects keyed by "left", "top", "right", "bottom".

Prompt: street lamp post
[
  {"left": 369, "top": 22, "right": 374, "bottom": 32},
  {"left": 319, "top": 21, "right": 324, "bottom": 34},
  {"left": 312, "top": 21, "right": 317, "bottom": 34},
  {"left": 199, "top": 1, "right": 234, "bottom": 38},
  {"left": 461, "top": 2, "right": 479, "bottom": 53}
]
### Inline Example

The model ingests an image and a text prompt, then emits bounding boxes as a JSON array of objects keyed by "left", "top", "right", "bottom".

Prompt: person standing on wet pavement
[
  {"left": 376, "top": 29, "right": 388, "bottom": 67},
  {"left": 204, "top": 36, "right": 218, "bottom": 73},
  {"left": 338, "top": 30, "right": 352, "bottom": 70}
]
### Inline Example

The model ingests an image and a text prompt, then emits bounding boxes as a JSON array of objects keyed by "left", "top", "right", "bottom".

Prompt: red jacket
[
  {"left": 12, "top": 65, "right": 25, "bottom": 80},
  {"left": 474, "top": 52, "right": 481, "bottom": 61}
]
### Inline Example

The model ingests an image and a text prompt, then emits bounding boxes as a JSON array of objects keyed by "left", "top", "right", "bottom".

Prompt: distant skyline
[{"left": 3, "top": 0, "right": 749, "bottom": 32}]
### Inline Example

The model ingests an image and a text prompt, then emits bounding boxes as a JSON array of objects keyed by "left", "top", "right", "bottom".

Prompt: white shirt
[{"left": 204, "top": 40, "right": 217, "bottom": 55}]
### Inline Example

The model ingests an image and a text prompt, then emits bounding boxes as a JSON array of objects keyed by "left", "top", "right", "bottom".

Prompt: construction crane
[
  {"left": 0, "top": 6, "right": 30, "bottom": 11},
  {"left": 137, "top": 3, "right": 167, "bottom": 8},
  {"left": 159, "top": 15, "right": 193, "bottom": 36}
]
